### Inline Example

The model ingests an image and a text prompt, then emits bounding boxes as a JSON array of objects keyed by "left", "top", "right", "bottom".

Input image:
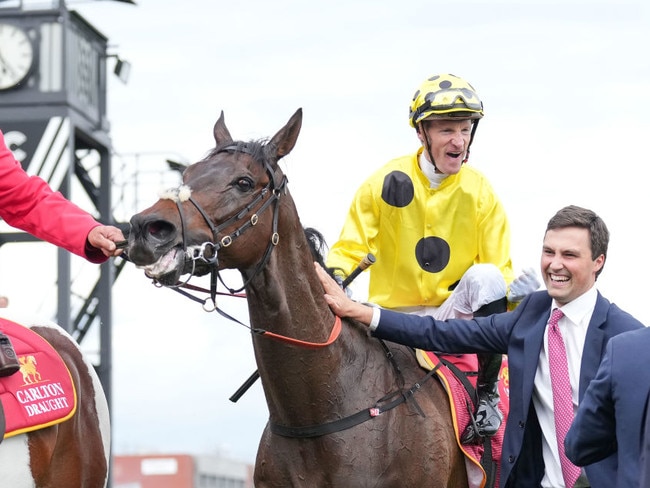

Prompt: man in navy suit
[
  {"left": 565, "top": 326, "right": 650, "bottom": 487},
  {"left": 640, "top": 393, "right": 650, "bottom": 486},
  {"left": 315, "top": 205, "right": 645, "bottom": 488}
]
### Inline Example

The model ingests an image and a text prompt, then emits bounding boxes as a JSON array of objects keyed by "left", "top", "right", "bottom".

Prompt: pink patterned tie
[{"left": 548, "top": 308, "right": 581, "bottom": 488}]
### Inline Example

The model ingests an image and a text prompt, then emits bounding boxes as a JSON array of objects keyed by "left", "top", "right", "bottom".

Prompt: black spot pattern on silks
[
  {"left": 381, "top": 171, "right": 414, "bottom": 208},
  {"left": 381, "top": 170, "right": 451, "bottom": 274},
  {"left": 415, "top": 237, "right": 450, "bottom": 273}
]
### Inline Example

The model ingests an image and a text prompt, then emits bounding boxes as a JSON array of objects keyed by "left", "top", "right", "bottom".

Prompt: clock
[{"left": 0, "top": 23, "right": 34, "bottom": 91}]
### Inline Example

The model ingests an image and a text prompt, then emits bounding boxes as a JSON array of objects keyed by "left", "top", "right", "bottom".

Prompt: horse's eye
[{"left": 236, "top": 177, "right": 254, "bottom": 192}]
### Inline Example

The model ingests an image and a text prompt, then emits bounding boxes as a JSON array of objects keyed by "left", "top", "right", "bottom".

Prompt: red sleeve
[{"left": 0, "top": 130, "right": 107, "bottom": 263}]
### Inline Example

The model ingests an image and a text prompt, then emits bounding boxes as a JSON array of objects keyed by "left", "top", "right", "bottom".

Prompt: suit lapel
[
  {"left": 519, "top": 294, "right": 553, "bottom": 414},
  {"left": 579, "top": 292, "right": 608, "bottom": 399},
  {"left": 521, "top": 313, "right": 549, "bottom": 403}
]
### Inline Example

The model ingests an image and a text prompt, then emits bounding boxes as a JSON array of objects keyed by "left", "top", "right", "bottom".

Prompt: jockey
[{"left": 327, "top": 73, "right": 539, "bottom": 444}]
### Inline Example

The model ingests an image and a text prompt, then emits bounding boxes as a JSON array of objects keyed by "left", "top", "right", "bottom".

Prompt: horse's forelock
[{"left": 208, "top": 139, "right": 271, "bottom": 167}]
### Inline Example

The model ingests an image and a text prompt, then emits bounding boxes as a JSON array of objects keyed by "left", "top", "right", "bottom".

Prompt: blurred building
[{"left": 113, "top": 453, "right": 254, "bottom": 488}]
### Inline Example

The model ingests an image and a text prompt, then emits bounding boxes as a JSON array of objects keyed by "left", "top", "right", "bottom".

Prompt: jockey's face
[{"left": 417, "top": 119, "right": 472, "bottom": 175}]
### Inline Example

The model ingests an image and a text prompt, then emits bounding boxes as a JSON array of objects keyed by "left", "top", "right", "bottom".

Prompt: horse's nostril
[{"left": 145, "top": 220, "right": 175, "bottom": 241}]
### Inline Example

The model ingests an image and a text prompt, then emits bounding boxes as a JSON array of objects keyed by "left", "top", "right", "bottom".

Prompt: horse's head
[{"left": 126, "top": 109, "right": 302, "bottom": 286}]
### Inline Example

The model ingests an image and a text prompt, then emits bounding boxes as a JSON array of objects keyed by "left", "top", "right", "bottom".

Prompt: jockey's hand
[{"left": 507, "top": 267, "right": 540, "bottom": 303}]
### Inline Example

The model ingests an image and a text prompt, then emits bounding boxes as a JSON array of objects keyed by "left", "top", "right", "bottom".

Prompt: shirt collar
[
  {"left": 551, "top": 285, "right": 598, "bottom": 325},
  {"left": 418, "top": 151, "right": 448, "bottom": 189}
]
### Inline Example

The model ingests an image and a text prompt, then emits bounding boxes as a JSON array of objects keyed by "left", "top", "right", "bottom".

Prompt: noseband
[{"left": 174, "top": 142, "right": 287, "bottom": 296}]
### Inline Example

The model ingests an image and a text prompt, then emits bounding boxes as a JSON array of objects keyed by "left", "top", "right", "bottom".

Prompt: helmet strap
[
  {"left": 462, "top": 119, "right": 480, "bottom": 164},
  {"left": 418, "top": 124, "right": 439, "bottom": 172}
]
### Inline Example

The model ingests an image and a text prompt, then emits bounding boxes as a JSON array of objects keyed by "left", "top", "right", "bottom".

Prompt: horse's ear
[
  {"left": 213, "top": 111, "right": 234, "bottom": 146},
  {"left": 269, "top": 108, "right": 302, "bottom": 161}
]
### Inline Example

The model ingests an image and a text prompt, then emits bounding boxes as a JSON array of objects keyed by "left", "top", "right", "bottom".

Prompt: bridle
[
  {"left": 165, "top": 142, "right": 343, "bottom": 349},
  {"left": 174, "top": 142, "right": 287, "bottom": 300}
]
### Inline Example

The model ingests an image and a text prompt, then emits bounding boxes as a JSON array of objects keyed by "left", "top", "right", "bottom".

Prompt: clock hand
[
  {"left": 0, "top": 58, "right": 17, "bottom": 78},
  {"left": 0, "top": 51, "right": 16, "bottom": 79},
  {"left": 0, "top": 50, "right": 8, "bottom": 71}
]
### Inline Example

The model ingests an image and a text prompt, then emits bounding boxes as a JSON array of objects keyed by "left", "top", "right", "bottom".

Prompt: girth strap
[{"left": 269, "top": 361, "right": 442, "bottom": 438}]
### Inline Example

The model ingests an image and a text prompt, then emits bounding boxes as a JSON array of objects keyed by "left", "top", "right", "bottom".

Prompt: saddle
[
  {"left": 416, "top": 350, "right": 509, "bottom": 488},
  {"left": 0, "top": 318, "right": 77, "bottom": 441}
]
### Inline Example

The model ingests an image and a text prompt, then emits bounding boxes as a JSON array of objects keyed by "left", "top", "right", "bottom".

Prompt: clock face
[{"left": 0, "top": 23, "right": 34, "bottom": 91}]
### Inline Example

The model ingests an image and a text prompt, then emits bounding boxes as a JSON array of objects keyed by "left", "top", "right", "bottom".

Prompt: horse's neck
[
  {"left": 243, "top": 236, "right": 356, "bottom": 423},
  {"left": 243, "top": 200, "right": 332, "bottom": 338},
  {"left": 245, "top": 242, "right": 332, "bottom": 341}
]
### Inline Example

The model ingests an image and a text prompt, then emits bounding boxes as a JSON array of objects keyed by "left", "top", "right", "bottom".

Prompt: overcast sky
[{"left": 2, "top": 0, "right": 650, "bottom": 465}]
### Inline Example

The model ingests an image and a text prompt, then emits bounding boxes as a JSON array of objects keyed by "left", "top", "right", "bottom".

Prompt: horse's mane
[
  {"left": 303, "top": 227, "right": 345, "bottom": 282},
  {"left": 304, "top": 227, "right": 328, "bottom": 268}
]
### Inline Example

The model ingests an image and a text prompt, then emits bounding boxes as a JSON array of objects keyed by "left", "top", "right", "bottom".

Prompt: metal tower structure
[{"left": 0, "top": 0, "right": 130, "bottom": 411}]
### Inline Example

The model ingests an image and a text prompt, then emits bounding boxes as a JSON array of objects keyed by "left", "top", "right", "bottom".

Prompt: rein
[{"left": 168, "top": 281, "right": 343, "bottom": 348}]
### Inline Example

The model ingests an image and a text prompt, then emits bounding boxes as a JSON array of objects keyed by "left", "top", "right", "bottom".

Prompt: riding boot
[
  {"left": 0, "top": 333, "right": 20, "bottom": 377},
  {"left": 461, "top": 297, "right": 507, "bottom": 445}
]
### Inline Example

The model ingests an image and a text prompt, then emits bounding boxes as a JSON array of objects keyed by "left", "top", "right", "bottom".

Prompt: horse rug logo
[{"left": 0, "top": 318, "right": 77, "bottom": 439}]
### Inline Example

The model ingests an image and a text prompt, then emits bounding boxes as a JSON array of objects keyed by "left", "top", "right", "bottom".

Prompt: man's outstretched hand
[{"left": 314, "top": 262, "right": 373, "bottom": 325}]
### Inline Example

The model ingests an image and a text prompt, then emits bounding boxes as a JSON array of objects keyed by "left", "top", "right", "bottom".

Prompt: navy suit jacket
[
  {"left": 373, "top": 290, "right": 644, "bottom": 488},
  {"left": 639, "top": 391, "right": 650, "bottom": 487},
  {"left": 565, "top": 326, "right": 650, "bottom": 487}
]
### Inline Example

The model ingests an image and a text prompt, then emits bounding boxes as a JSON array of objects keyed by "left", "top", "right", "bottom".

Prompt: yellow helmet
[{"left": 409, "top": 74, "right": 484, "bottom": 127}]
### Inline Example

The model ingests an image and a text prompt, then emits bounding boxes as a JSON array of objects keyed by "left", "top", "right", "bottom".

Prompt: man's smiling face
[{"left": 540, "top": 226, "right": 605, "bottom": 306}]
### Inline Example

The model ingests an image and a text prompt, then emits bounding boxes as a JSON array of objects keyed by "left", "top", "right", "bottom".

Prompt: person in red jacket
[{"left": 0, "top": 129, "right": 125, "bottom": 375}]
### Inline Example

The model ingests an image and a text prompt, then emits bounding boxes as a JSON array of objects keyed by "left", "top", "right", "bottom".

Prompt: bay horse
[
  {"left": 0, "top": 317, "right": 110, "bottom": 487},
  {"left": 125, "top": 109, "right": 469, "bottom": 487}
]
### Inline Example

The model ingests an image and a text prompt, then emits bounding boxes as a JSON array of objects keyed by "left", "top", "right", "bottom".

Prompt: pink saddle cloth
[
  {"left": 0, "top": 318, "right": 77, "bottom": 438},
  {"left": 416, "top": 350, "right": 509, "bottom": 488}
]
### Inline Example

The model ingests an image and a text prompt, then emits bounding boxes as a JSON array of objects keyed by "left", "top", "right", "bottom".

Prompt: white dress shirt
[{"left": 534, "top": 286, "right": 597, "bottom": 488}]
